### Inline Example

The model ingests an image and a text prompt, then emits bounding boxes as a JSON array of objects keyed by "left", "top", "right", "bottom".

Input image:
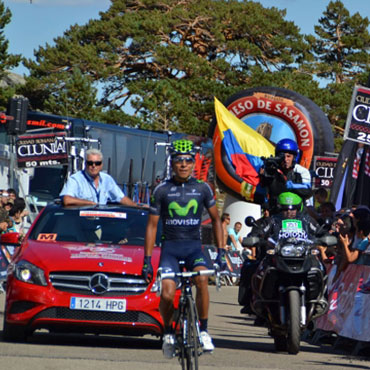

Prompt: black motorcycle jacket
[
  {"left": 260, "top": 164, "right": 313, "bottom": 213},
  {"left": 259, "top": 212, "right": 318, "bottom": 244}
]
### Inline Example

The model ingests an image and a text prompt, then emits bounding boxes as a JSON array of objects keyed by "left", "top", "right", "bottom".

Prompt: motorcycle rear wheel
[{"left": 287, "top": 290, "right": 301, "bottom": 354}]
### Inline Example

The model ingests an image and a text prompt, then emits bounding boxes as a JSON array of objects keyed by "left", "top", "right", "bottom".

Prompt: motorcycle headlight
[
  {"left": 14, "top": 260, "right": 47, "bottom": 286},
  {"left": 281, "top": 245, "right": 305, "bottom": 257}
]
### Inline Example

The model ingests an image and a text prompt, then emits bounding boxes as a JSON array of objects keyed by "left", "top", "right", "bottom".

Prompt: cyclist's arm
[
  {"left": 208, "top": 205, "right": 224, "bottom": 251},
  {"left": 144, "top": 214, "right": 160, "bottom": 257}
]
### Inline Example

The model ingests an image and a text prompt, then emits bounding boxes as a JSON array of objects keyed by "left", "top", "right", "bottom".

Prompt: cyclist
[{"left": 142, "top": 139, "right": 224, "bottom": 359}]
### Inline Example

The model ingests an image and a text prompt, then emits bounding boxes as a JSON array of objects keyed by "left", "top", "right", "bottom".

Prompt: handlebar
[
  {"left": 153, "top": 267, "right": 219, "bottom": 296},
  {"left": 158, "top": 268, "right": 216, "bottom": 280}
]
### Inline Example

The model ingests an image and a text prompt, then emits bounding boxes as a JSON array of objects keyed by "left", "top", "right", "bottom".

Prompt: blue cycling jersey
[{"left": 149, "top": 177, "right": 216, "bottom": 240}]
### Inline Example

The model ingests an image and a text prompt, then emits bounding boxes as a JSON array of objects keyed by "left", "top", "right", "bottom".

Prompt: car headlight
[
  {"left": 14, "top": 260, "right": 47, "bottom": 286},
  {"left": 281, "top": 245, "right": 305, "bottom": 257}
]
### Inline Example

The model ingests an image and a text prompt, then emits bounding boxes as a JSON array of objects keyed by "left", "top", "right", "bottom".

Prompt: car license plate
[{"left": 70, "top": 297, "right": 127, "bottom": 312}]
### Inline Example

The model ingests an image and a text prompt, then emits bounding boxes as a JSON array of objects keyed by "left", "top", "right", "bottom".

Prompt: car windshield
[{"left": 28, "top": 206, "right": 162, "bottom": 246}]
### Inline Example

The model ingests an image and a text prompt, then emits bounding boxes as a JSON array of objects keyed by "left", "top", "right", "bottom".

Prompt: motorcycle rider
[
  {"left": 260, "top": 139, "right": 313, "bottom": 214},
  {"left": 238, "top": 192, "right": 320, "bottom": 314}
]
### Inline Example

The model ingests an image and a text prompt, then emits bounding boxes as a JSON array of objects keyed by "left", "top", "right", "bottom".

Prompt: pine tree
[
  {"left": 0, "top": 1, "right": 21, "bottom": 111},
  {"left": 309, "top": 0, "right": 370, "bottom": 84},
  {"left": 307, "top": 1, "right": 370, "bottom": 145},
  {"left": 21, "top": 0, "right": 314, "bottom": 135},
  {"left": 43, "top": 68, "right": 101, "bottom": 119}
]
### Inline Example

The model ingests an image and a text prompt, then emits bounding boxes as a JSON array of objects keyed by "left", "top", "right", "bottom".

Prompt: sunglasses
[
  {"left": 86, "top": 161, "right": 102, "bottom": 166},
  {"left": 172, "top": 156, "right": 195, "bottom": 164}
]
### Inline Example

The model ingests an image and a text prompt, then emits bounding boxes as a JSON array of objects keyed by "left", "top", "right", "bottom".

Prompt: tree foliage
[
  {"left": 306, "top": 0, "right": 370, "bottom": 144},
  {"left": 11, "top": 0, "right": 370, "bottom": 146},
  {"left": 21, "top": 0, "right": 314, "bottom": 135},
  {"left": 0, "top": 1, "right": 21, "bottom": 111},
  {"left": 308, "top": 0, "right": 370, "bottom": 84}
]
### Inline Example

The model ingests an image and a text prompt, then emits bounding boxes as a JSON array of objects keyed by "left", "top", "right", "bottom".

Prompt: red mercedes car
[{"left": 2, "top": 203, "right": 166, "bottom": 342}]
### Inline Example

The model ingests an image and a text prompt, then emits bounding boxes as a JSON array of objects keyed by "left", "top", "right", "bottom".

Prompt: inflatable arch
[{"left": 210, "top": 87, "right": 334, "bottom": 201}]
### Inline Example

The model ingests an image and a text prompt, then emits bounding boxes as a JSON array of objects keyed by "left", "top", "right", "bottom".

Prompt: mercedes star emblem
[{"left": 89, "top": 273, "right": 109, "bottom": 294}]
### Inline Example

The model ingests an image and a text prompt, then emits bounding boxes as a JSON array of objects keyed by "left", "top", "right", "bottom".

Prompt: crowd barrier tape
[
  {"left": 202, "top": 245, "right": 243, "bottom": 278},
  {"left": 316, "top": 263, "right": 370, "bottom": 342}
]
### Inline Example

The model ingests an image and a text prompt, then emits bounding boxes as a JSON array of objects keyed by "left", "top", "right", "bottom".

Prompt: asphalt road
[{"left": 0, "top": 286, "right": 369, "bottom": 370}]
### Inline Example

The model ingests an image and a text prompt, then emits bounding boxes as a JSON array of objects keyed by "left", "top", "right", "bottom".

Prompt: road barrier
[
  {"left": 202, "top": 245, "right": 243, "bottom": 284},
  {"left": 314, "top": 262, "right": 370, "bottom": 354}
]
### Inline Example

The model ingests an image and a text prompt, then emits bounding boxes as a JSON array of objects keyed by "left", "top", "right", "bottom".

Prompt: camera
[{"left": 262, "top": 153, "right": 285, "bottom": 177}]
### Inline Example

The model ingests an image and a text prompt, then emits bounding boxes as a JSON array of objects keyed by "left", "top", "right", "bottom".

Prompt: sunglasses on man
[
  {"left": 172, "top": 156, "right": 195, "bottom": 164},
  {"left": 86, "top": 161, "right": 102, "bottom": 166}
]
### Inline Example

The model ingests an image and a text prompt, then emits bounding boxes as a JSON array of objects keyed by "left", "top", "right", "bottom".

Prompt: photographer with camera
[{"left": 260, "top": 138, "right": 312, "bottom": 214}]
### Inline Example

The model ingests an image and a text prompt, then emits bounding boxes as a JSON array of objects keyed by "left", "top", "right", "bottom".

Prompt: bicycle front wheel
[{"left": 185, "top": 296, "right": 199, "bottom": 370}]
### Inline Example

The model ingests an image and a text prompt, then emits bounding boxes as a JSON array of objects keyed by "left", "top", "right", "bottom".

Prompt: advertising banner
[
  {"left": 344, "top": 85, "right": 370, "bottom": 145},
  {"left": 313, "top": 156, "right": 337, "bottom": 188},
  {"left": 316, "top": 264, "right": 370, "bottom": 342},
  {"left": 202, "top": 245, "right": 243, "bottom": 278},
  {"left": 16, "top": 132, "right": 68, "bottom": 168},
  {"left": 0, "top": 244, "right": 15, "bottom": 281}
]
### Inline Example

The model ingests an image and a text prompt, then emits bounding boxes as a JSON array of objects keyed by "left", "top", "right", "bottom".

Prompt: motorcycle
[{"left": 243, "top": 216, "right": 337, "bottom": 354}]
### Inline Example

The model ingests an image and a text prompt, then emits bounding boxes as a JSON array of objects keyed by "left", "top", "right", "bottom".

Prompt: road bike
[{"left": 156, "top": 264, "right": 219, "bottom": 370}]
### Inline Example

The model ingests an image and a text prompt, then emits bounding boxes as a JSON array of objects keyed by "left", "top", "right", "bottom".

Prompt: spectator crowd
[{"left": 0, "top": 188, "right": 29, "bottom": 239}]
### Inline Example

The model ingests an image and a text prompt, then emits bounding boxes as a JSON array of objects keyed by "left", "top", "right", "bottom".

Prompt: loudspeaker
[{"left": 6, "top": 97, "right": 29, "bottom": 135}]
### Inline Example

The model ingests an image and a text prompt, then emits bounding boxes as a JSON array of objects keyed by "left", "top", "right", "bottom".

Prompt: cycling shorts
[{"left": 159, "top": 239, "right": 209, "bottom": 281}]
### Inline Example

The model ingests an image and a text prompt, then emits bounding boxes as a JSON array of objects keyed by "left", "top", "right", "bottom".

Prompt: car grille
[
  {"left": 49, "top": 271, "right": 148, "bottom": 297},
  {"left": 33, "top": 307, "right": 159, "bottom": 326}
]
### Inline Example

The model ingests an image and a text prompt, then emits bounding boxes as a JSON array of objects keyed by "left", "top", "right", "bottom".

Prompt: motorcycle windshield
[{"left": 274, "top": 218, "right": 310, "bottom": 243}]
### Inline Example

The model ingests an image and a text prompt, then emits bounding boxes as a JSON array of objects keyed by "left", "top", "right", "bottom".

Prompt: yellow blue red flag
[{"left": 214, "top": 97, "right": 274, "bottom": 187}]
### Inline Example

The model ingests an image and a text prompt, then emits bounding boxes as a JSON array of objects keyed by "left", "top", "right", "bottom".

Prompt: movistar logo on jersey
[
  {"left": 165, "top": 218, "right": 200, "bottom": 226},
  {"left": 168, "top": 199, "right": 198, "bottom": 217}
]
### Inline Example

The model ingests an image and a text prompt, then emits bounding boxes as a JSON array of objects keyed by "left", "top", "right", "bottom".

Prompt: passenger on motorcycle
[{"left": 260, "top": 139, "right": 313, "bottom": 214}]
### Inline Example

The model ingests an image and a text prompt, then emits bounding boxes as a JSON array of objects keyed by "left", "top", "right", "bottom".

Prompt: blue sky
[{"left": 4, "top": 0, "right": 370, "bottom": 76}]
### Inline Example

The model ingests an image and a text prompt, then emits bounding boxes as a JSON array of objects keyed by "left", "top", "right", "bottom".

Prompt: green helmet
[
  {"left": 278, "top": 192, "right": 303, "bottom": 211},
  {"left": 170, "top": 139, "right": 196, "bottom": 157}
]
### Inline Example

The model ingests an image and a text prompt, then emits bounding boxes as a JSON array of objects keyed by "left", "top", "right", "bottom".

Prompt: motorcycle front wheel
[{"left": 287, "top": 290, "right": 301, "bottom": 354}]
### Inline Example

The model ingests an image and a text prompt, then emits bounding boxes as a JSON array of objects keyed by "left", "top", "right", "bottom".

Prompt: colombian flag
[{"left": 214, "top": 97, "right": 274, "bottom": 187}]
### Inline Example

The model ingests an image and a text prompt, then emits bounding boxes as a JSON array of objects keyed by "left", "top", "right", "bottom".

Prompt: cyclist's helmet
[
  {"left": 275, "top": 138, "right": 300, "bottom": 162},
  {"left": 169, "top": 139, "right": 196, "bottom": 158},
  {"left": 278, "top": 192, "right": 303, "bottom": 212}
]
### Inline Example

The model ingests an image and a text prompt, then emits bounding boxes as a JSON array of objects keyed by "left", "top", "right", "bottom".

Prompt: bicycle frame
[
  {"left": 157, "top": 267, "right": 216, "bottom": 370},
  {"left": 175, "top": 273, "right": 202, "bottom": 354}
]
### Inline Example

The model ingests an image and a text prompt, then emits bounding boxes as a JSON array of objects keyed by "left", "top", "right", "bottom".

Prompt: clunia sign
[{"left": 16, "top": 133, "right": 68, "bottom": 168}]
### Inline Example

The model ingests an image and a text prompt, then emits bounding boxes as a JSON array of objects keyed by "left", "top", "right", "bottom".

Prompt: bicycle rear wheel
[{"left": 185, "top": 296, "right": 199, "bottom": 370}]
